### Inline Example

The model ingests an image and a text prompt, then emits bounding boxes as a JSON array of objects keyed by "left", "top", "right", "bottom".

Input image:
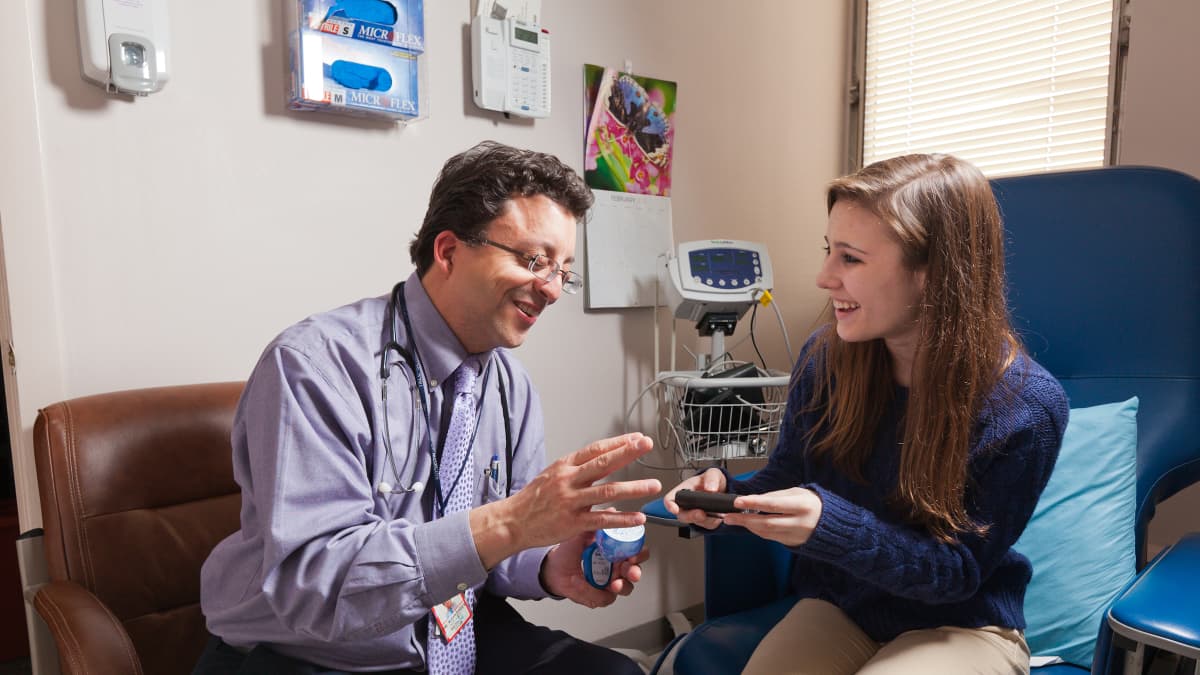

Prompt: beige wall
[
  {"left": 0, "top": 0, "right": 846, "bottom": 641},
  {"left": 1119, "top": 0, "right": 1200, "bottom": 179},
  {"left": 2, "top": 0, "right": 1193, "bottom": 646},
  {"left": 1117, "top": 0, "right": 1200, "bottom": 551}
]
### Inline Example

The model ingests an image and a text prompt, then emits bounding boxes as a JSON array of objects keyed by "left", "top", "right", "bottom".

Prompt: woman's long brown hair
[{"left": 805, "top": 154, "right": 1020, "bottom": 542}]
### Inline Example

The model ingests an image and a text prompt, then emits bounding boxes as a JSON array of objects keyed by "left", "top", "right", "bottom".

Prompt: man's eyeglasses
[{"left": 467, "top": 236, "right": 584, "bottom": 295}]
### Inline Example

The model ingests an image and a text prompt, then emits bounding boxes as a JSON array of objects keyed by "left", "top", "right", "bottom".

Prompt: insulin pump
[{"left": 581, "top": 526, "right": 645, "bottom": 589}]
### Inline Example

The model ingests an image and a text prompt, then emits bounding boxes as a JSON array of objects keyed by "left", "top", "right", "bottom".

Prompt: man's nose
[{"left": 535, "top": 273, "right": 564, "bottom": 303}]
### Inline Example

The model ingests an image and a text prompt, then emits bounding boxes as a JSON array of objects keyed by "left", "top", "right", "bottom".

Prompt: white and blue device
[
  {"left": 581, "top": 526, "right": 645, "bottom": 589},
  {"left": 663, "top": 240, "right": 774, "bottom": 323}
]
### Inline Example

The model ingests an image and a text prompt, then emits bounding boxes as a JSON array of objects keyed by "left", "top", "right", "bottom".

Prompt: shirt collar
[{"left": 401, "top": 271, "right": 493, "bottom": 390}]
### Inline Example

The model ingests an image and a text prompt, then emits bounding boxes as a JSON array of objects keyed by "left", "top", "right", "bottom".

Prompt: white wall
[{"left": 0, "top": 0, "right": 847, "bottom": 641}]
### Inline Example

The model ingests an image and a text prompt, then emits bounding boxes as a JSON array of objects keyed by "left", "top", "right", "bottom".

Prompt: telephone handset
[{"left": 470, "top": 15, "right": 551, "bottom": 118}]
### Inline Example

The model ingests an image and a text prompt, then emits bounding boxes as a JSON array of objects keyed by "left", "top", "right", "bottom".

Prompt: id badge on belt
[{"left": 431, "top": 593, "right": 472, "bottom": 643}]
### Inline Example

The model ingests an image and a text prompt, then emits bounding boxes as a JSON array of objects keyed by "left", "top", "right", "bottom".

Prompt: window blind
[{"left": 862, "top": 0, "right": 1115, "bottom": 177}]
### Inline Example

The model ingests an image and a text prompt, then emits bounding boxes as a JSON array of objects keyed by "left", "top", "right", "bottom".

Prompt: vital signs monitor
[{"left": 663, "top": 240, "right": 774, "bottom": 324}]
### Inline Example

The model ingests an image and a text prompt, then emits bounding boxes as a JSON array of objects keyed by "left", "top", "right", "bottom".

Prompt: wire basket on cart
[{"left": 654, "top": 364, "right": 790, "bottom": 465}]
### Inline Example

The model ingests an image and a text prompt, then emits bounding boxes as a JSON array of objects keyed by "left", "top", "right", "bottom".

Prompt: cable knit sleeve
[{"left": 796, "top": 372, "right": 1068, "bottom": 603}]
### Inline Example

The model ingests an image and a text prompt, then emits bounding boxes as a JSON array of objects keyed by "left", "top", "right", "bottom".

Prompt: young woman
[{"left": 665, "top": 154, "right": 1068, "bottom": 674}]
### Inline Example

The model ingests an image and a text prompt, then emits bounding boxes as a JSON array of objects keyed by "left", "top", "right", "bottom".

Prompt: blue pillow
[{"left": 1014, "top": 397, "right": 1139, "bottom": 668}]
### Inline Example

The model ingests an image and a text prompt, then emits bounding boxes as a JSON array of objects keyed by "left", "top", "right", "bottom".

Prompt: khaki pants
[{"left": 742, "top": 599, "right": 1031, "bottom": 675}]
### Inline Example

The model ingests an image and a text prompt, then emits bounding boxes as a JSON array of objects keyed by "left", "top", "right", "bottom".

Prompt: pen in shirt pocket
[{"left": 488, "top": 454, "right": 499, "bottom": 486}]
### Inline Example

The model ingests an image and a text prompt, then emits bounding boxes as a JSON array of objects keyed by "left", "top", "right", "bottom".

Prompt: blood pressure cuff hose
[{"left": 324, "top": 61, "right": 393, "bottom": 91}]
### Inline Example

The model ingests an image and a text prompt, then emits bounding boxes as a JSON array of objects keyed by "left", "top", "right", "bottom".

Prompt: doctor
[{"left": 196, "top": 141, "right": 661, "bottom": 674}]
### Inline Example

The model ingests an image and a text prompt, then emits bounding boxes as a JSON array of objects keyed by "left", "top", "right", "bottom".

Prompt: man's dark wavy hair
[{"left": 409, "top": 141, "right": 594, "bottom": 275}]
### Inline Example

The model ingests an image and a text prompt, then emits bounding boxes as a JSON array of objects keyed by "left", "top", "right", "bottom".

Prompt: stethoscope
[{"left": 377, "top": 281, "right": 513, "bottom": 509}]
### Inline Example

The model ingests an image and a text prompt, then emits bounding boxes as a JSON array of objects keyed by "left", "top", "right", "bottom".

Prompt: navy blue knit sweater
[{"left": 729, "top": 336, "right": 1069, "bottom": 642}]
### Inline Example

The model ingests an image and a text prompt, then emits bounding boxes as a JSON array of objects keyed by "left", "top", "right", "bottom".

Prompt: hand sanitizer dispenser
[{"left": 76, "top": 0, "right": 170, "bottom": 95}]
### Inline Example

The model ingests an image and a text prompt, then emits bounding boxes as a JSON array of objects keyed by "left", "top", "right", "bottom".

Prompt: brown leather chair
[{"left": 32, "top": 382, "right": 243, "bottom": 675}]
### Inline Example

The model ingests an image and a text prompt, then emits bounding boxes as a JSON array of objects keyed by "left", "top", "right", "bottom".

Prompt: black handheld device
[{"left": 675, "top": 489, "right": 746, "bottom": 515}]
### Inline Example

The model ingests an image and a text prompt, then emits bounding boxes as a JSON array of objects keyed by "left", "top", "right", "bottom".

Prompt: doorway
[{"left": 0, "top": 215, "right": 31, "bottom": 668}]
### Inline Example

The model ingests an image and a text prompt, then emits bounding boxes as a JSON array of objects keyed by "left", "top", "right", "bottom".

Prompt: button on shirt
[{"left": 200, "top": 273, "right": 553, "bottom": 671}]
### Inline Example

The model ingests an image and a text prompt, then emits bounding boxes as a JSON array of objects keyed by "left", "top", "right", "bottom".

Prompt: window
[{"left": 849, "top": 0, "right": 1127, "bottom": 177}]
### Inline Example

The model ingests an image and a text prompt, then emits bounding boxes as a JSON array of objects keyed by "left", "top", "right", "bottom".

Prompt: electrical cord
[
  {"left": 749, "top": 302, "right": 768, "bottom": 371},
  {"left": 626, "top": 375, "right": 704, "bottom": 471},
  {"left": 748, "top": 288, "right": 796, "bottom": 370},
  {"left": 770, "top": 294, "right": 796, "bottom": 368}
]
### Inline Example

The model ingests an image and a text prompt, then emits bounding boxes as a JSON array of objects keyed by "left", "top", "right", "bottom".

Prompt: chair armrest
[
  {"left": 33, "top": 580, "right": 141, "bottom": 675},
  {"left": 703, "top": 530, "right": 792, "bottom": 620},
  {"left": 641, "top": 495, "right": 793, "bottom": 621},
  {"left": 1107, "top": 531, "right": 1200, "bottom": 661},
  {"left": 642, "top": 497, "right": 696, "bottom": 536},
  {"left": 642, "top": 471, "right": 795, "bottom": 620}
]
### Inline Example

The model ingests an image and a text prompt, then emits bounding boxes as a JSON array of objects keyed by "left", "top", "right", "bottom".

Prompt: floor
[
  {"left": 611, "top": 647, "right": 667, "bottom": 675},
  {"left": 605, "top": 610, "right": 691, "bottom": 674}
]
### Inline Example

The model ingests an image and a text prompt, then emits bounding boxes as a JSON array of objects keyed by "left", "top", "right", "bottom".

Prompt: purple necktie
[{"left": 427, "top": 361, "right": 478, "bottom": 674}]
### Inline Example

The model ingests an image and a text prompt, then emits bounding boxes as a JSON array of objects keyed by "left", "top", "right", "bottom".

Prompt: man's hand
[
  {"left": 470, "top": 433, "right": 662, "bottom": 569},
  {"left": 721, "top": 487, "right": 823, "bottom": 547},
  {"left": 662, "top": 467, "right": 727, "bottom": 530},
  {"left": 539, "top": 530, "right": 649, "bottom": 608}
]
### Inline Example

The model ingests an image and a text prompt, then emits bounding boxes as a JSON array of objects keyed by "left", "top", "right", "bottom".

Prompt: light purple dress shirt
[{"left": 200, "top": 273, "right": 553, "bottom": 671}]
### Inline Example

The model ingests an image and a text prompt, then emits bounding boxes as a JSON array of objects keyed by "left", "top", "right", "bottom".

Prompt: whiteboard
[{"left": 584, "top": 190, "right": 673, "bottom": 309}]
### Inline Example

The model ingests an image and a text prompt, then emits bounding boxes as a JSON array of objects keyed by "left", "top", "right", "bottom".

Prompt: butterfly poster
[{"left": 583, "top": 64, "right": 677, "bottom": 197}]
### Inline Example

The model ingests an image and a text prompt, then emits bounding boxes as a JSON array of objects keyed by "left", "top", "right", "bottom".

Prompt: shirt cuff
[
  {"left": 414, "top": 511, "right": 488, "bottom": 604},
  {"left": 537, "top": 545, "right": 564, "bottom": 599},
  {"left": 489, "top": 545, "right": 556, "bottom": 600}
]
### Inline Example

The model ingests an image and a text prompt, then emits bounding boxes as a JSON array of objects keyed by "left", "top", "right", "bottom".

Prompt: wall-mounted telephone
[{"left": 470, "top": 15, "right": 550, "bottom": 118}]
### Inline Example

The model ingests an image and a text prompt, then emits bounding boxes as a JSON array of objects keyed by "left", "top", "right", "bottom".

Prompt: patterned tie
[{"left": 427, "top": 360, "right": 479, "bottom": 674}]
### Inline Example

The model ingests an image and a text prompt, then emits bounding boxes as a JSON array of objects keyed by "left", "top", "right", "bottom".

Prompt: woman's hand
[
  {"left": 662, "top": 468, "right": 727, "bottom": 530},
  {"left": 721, "top": 487, "right": 823, "bottom": 547}
]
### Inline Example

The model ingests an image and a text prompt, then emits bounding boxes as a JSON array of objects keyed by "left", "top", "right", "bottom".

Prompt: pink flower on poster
[{"left": 583, "top": 65, "right": 677, "bottom": 196}]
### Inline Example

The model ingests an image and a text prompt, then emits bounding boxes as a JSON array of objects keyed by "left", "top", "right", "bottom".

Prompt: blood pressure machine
[
  {"left": 662, "top": 239, "right": 774, "bottom": 365},
  {"left": 644, "top": 240, "right": 792, "bottom": 465}
]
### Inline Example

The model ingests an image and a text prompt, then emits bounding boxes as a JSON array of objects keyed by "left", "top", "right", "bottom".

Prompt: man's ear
[{"left": 431, "top": 230, "right": 461, "bottom": 275}]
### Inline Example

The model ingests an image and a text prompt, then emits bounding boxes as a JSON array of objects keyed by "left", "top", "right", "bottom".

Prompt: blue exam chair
[{"left": 645, "top": 166, "right": 1200, "bottom": 674}]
